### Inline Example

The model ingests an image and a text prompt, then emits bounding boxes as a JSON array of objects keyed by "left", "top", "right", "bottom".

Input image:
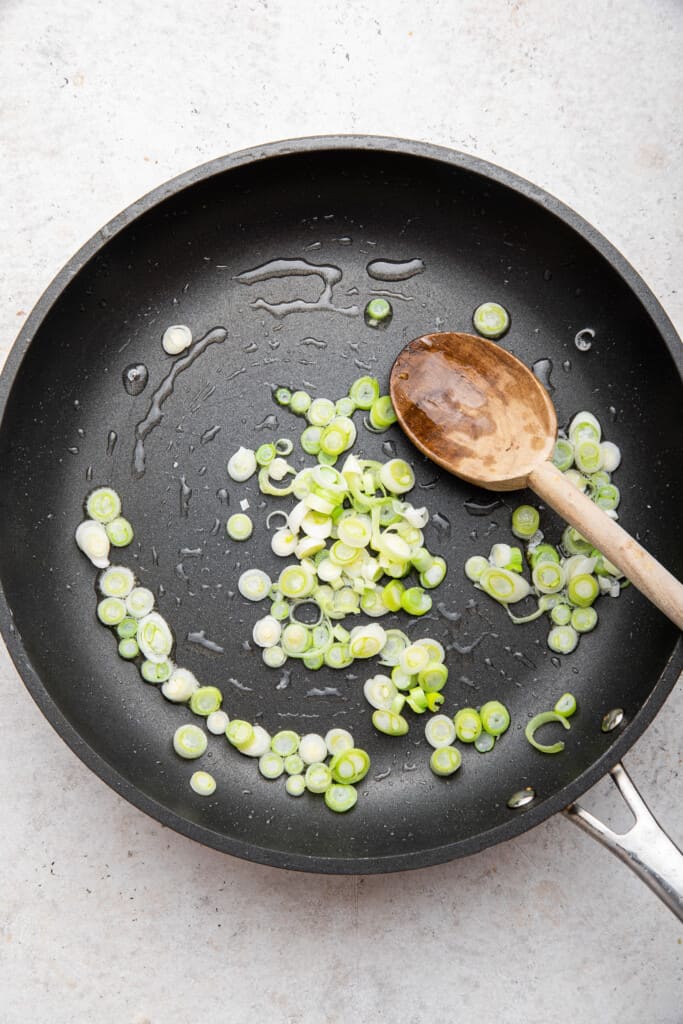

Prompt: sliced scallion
[
  {"left": 106, "top": 517, "right": 134, "bottom": 547},
  {"left": 190, "top": 770, "right": 216, "bottom": 796},
  {"left": 173, "top": 724, "right": 208, "bottom": 759},
  {"left": 454, "top": 707, "right": 482, "bottom": 743},
  {"left": 97, "top": 597, "right": 127, "bottom": 626},
  {"left": 479, "top": 700, "right": 510, "bottom": 736},
  {"left": 430, "top": 745, "right": 462, "bottom": 776},
  {"left": 161, "top": 667, "right": 199, "bottom": 702},
  {"left": 75, "top": 520, "right": 111, "bottom": 568},
  {"left": 99, "top": 566, "right": 135, "bottom": 598},
  {"left": 547, "top": 624, "right": 579, "bottom": 654},
  {"left": 472, "top": 301, "right": 510, "bottom": 339},
  {"left": 226, "top": 513, "right": 253, "bottom": 541},
  {"left": 372, "top": 708, "right": 409, "bottom": 736},
  {"left": 525, "top": 711, "right": 570, "bottom": 754},
  {"left": 298, "top": 733, "right": 328, "bottom": 765},
  {"left": 349, "top": 376, "right": 380, "bottom": 410},
  {"left": 189, "top": 686, "right": 223, "bottom": 716},
  {"left": 86, "top": 487, "right": 122, "bottom": 524},
  {"left": 259, "top": 752, "right": 285, "bottom": 780},
  {"left": 554, "top": 692, "right": 577, "bottom": 717},
  {"left": 305, "top": 762, "right": 332, "bottom": 793},
  {"left": 511, "top": 505, "right": 540, "bottom": 540},
  {"left": 206, "top": 710, "right": 230, "bottom": 735},
  {"left": 425, "top": 714, "right": 456, "bottom": 749},
  {"left": 227, "top": 446, "right": 257, "bottom": 482},
  {"left": 285, "top": 774, "right": 306, "bottom": 797},
  {"left": 324, "top": 783, "right": 358, "bottom": 812},
  {"left": 126, "top": 586, "right": 155, "bottom": 618},
  {"left": 118, "top": 637, "right": 139, "bottom": 659}
]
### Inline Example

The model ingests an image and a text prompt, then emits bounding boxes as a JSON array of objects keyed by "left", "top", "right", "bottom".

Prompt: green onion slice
[
  {"left": 189, "top": 686, "right": 223, "bottom": 716},
  {"left": 525, "top": 711, "right": 571, "bottom": 754},
  {"left": 454, "top": 707, "right": 482, "bottom": 743},
  {"left": 106, "top": 517, "right": 134, "bottom": 547},
  {"left": 372, "top": 708, "right": 409, "bottom": 736},
  {"left": 472, "top": 301, "right": 510, "bottom": 339},
  {"left": 97, "top": 597, "right": 126, "bottom": 626},
  {"left": 329, "top": 748, "right": 370, "bottom": 784},
  {"left": 226, "top": 513, "right": 253, "bottom": 541},
  {"left": 227, "top": 446, "right": 257, "bottom": 482},
  {"left": 190, "top": 771, "right": 216, "bottom": 796},
  {"left": 554, "top": 692, "right": 577, "bottom": 717},
  {"left": 324, "top": 783, "right": 358, "bottom": 812},
  {"left": 425, "top": 714, "right": 456, "bottom": 748},
  {"left": 479, "top": 700, "right": 510, "bottom": 736},
  {"left": 86, "top": 487, "right": 122, "bottom": 524},
  {"left": 173, "top": 724, "right": 208, "bottom": 759},
  {"left": 430, "top": 745, "right": 462, "bottom": 776}
]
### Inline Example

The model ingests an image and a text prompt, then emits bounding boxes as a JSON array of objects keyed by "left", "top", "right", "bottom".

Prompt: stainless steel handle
[{"left": 564, "top": 762, "right": 683, "bottom": 921}]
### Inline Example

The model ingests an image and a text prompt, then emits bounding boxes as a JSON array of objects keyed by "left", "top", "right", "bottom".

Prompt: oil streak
[
  {"left": 366, "top": 258, "right": 425, "bottom": 282},
  {"left": 186, "top": 630, "right": 225, "bottom": 654},
  {"left": 200, "top": 425, "right": 221, "bottom": 445},
  {"left": 234, "top": 259, "right": 359, "bottom": 318},
  {"left": 179, "top": 475, "right": 192, "bottom": 517},
  {"left": 132, "top": 326, "right": 227, "bottom": 477}
]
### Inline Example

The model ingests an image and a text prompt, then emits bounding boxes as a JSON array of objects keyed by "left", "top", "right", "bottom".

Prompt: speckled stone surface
[{"left": 1, "top": 2, "right": 681, "bottom": 1021}]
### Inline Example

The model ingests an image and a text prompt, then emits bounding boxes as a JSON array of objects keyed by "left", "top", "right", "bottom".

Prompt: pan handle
[{"left": 564, "top": 762, "right": 683, "bottom": 921}]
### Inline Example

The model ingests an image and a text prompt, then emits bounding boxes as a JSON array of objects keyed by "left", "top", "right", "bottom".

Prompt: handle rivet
[
  {"left": 601, "top": 708, "right": 625, "bottom": 733},
  {"left": 507, "top": 786, "right": 536, "bottom": 809}
]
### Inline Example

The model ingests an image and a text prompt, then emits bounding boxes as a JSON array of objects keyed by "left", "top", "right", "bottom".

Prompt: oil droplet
[
  {"left": 381, "top": 439, "right": 397, "bottom": 458},
  {"left": 562, "top": 359, "right": 572, "bottom": 373},
  {"left": 200, "top": 425, "right": 221, "bottom": 445},
  {"left": 86, "top": 465, "right": 93, "bottom": 481},
  {"left": 210, "top": 517, "right": 221, "bottom": 535},
  {"left": 608, "top": 405, "right": 617, "bottom": 422},
  {"left": 151, "top": 546, "right": 159, "bottom": 565},
  {"left": 431, "top": 512, "right": 451, "bottom": 535},
  {"left": 106, "top": 430, "right": 118, "bottom": 456},
  {"left": 335, "top": 236, "right": 352, "bottom": 246},
  {"left": 463, "top": 497, "right": 503, "bottom": 516},
  {"left": 574, "top": 327, "right": 594, "bottom": 352},
  {"left": 543, "top": 269, "right": 553, "bottom": 281},
  {"left": 366, "top": 258, "right": 425, "bottom": 282},
  {"left": 175, "top": 562, "right": 190, "bottom": 582},
  {"left": 179, "top": 475, "right": 192, "bottom": 517},
  {"left": 276, "top": 669, "right": 291, "bottom": 691},
  {"left": 532, "top": 358, "right": 554, "bottom": 392},
  {"left": 122, "top": 363, "right": 149, "bottom": 396},
  {"left": 255, "top": 413, "right": 278, "bottom": 430},
  {"left": 364, "top": 297, "right": 393, "bottom": 329},
  {"left": 217, "top": 488, "right": 229, "bottom": 505},
  {"left": 550, "top": 656, "right": 561, "bottom": 669},
  {"left": 67, "top": 446, "right": 79, "bottom": 455},
  {"left": 300, "top": 337, "right": 328, "bottom": 349},
  {"left": 306, "top": 686, "right": 343, "bottom": 697}
]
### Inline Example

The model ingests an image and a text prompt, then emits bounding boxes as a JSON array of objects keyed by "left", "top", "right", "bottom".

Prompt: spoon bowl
[
  {"left": 390, "top": 331, "right": 683, "bottom": 630},
  {"left": 390, "top": 332, "right": 557, "bottom": 489}
]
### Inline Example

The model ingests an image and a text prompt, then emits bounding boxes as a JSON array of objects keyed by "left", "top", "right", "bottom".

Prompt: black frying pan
[{"left": 0, "top": 138, "right": 681, "bottom": 898}]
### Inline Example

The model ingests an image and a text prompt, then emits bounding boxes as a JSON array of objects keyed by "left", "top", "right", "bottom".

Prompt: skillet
[{"left": 0, "top": 136, "right": 680, "bottom": 906}]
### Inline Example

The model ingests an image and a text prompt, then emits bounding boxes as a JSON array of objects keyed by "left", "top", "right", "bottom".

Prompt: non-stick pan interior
[{"left": 1, "top": 142, "right": 681, "bottom": 871}]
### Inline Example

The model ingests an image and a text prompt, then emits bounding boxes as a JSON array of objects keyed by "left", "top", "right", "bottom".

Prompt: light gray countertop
[{"left": 1, "top": 2, "right": 681, "bottom": 1021}]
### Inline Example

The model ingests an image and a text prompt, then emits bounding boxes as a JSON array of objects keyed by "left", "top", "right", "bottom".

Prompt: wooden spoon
[{"left": 390, "top": 332, "right": 683, "bottom": 630}]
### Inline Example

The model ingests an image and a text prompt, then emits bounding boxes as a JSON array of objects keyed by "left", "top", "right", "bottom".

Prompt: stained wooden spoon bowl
[{"left": 390, "top": 332, "right": 683, "bottom": 630}]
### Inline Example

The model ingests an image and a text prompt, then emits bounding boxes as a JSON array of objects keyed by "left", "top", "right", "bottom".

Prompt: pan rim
[{"left": 0, "top": 134, "right": 681, "bottom": 874}]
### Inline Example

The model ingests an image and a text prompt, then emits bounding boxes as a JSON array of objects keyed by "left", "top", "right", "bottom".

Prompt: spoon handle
[{"left": 528, "top": 459, "right": 683, "bottom": 631}]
